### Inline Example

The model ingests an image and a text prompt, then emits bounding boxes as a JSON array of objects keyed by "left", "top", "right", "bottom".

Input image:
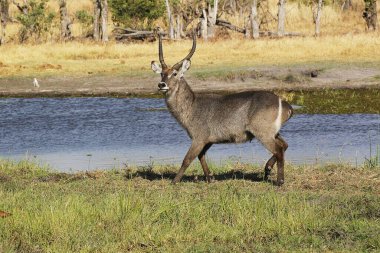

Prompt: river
[{"left": 0, "top": 97, "right": 379, "bottom": 171}]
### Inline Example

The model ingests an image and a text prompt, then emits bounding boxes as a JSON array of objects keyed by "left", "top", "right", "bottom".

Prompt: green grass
[
  {"left": 1, "top": 159, "right": 379, "bottom": 252},
  {"left": 278, "top": 88, "right": 380, "bottom": 114}
]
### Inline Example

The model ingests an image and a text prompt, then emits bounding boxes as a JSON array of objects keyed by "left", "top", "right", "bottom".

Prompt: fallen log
[
  {"left": 115, "top": 31, "right": 154, "bottom": 40},
  {"left": 259, "top": 31, "right": 304, "bottom": 37},
  {"left": 215, "top": 19, "right": 246, "bottom": 34},
  {"left": 214, "top": 19, "right": 303, "bottom": 38},
  {"left": 113, "top": 27, "right": 167, "bottom": 41}
]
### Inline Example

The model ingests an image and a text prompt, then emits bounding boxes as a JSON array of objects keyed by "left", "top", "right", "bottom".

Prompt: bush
[
  {"left": 75, "top": 10, "right": 94, "bottom": 36},
  {"left": 109, "top": 0, "right": 165, "bottom": 29},
  {"left": 16, "top": 0, "right": 55, "bottom": 43}
]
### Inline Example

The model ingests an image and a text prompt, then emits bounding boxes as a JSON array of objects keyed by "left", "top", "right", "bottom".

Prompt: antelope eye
[{"left": 173, "top": 72, "right": 177, "bottom": 76}]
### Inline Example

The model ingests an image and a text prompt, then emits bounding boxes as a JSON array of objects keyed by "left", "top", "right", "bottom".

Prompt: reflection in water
[{"left": 0, "top": 98, "right": 379, "bottom": 171}]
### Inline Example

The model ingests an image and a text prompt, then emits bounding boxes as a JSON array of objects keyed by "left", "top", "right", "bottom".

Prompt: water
[{"left": 0, "top": 98, "right": 379, "bottom": 171}]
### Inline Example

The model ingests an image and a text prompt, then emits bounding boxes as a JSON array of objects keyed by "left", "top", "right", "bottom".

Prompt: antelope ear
[
  {"left": 151, "top": 61, "right": 162, "bottom": 74},
  {"left": 178, "top": 60, "right": 191, "bottom": 78}
]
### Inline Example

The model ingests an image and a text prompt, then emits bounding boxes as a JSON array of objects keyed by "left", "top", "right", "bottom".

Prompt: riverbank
[
  {"left": 0, "top": 64, "right": 379, "bottom": 98},
  {"left": 1, "top": 34, "right": 380, "bottom": 98},
  {"left": 0, "top": 159, "right": 379, "bottom": 252}
]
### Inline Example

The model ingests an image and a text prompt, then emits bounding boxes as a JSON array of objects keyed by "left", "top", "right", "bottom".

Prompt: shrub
[
  {"left": 75, "top": 10, "right": 93, "bottom": 36},
  {"left": 109, "top": 0, "right": 165, "bottom": 30},
  {"left": 16, "top": 0, "right": 55, "bottom": 43}
]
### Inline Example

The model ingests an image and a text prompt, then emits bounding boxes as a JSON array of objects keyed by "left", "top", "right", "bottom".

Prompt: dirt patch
[
  {"left": 0, "top": 62, "right": 8, "bottom": 68},
  {"left": 37, "top": 64, "right": 63, "bottom": 70},
  {"left": 0, "top": 66, "right": 379, "bottom": 97}
]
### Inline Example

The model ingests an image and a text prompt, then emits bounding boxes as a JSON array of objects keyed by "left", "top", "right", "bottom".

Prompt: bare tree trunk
[
  {"left": 174, "top": 14, "right": 183, "bottom": 39},
  {"left": 341, "top": 0, "right": 352, "bottom": 10},
  {"left": 0, "top": 0, "right": 9, "bottom": 45},
  {"left": 250, "top": 0, "right": 259, "bottom": 39},
  {"left": 363, "top": 0, "right": 377, "bottom": 30},
  {"left": 93, "top": 0, "right": 108, "bottom": 41},
  {"left": 93, "top": 0, "right": 101, "bottom": 41},
  {"left": 313, "top": 0, "right": 323, "bottom": 36},
  {"left": 207, "top": 0, "right": 218, "bottom": 38},
  {"left": 200, "top": 8, "right": 208, "bottom": 40},
  {"left": 165, "top": 0, "right": 174, "bottom": 39},
  {"left": 59, "top": 0, "right": 72, "bottom": 40},
  {"left": 277, "top": 0, "right": 286, "bottom": 37},
  {"left": 101, "top": 0, "right": 108, "bottom": 42},
  {"left": 244, "top": 16, "right": 249, "bottom": 38}
]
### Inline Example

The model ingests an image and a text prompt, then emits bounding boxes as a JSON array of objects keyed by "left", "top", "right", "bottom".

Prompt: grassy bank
[
  {"left": 1, "top": 34, "right": 380, "bottom": 78},
  {"left": 0, "top": 160, "right": 379, "bottom": 252},
  {"left": 278, "top": 88, "right": 380, "bottom": 114}
]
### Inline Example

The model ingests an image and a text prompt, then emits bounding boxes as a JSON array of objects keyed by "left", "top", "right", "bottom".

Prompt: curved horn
[
  {"left": 173, "top": 33, "right": 197, "bottom": 70},
  {"left": 158, "top": 34, "right": 167, "bottom": 69}
]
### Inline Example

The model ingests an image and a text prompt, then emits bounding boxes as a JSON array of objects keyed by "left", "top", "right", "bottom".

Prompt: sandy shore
[{"left": 0, "top": 66, "right": 379, "bottom": 97}]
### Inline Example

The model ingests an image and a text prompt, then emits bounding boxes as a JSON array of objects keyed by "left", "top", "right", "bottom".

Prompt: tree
[
  {"left": 198, "top": 0, "right": 219, "bottom": 39},
  {"left": 363, "top": 0, "right": 377, "bottom": 30},
  {"left": 200, "top": 7, "right": 207, "bottom": 39},
  {"left": 12, "top": 0, "right": 28, "bottom": 14},
  {"left": 75, "top": 10, "right": 93, "bottom": 37},
  {"left": 250, "top": 0, "right": 259, "bottom": 39},
  {"left": 176, "top": 0, "right": 201, "bottom": 35},
  {"left": 207, "top": 0, "right": 218, "bottom": 38},
  {"left": 277, "top": 0, "right": 286, "bottom": 37},
  {"left": 109, "top": 0, "right": 165, "bottom": 30},
  {"left": 312, "top": 0, "right": 323, "bottom": 36},
  {"left": 165, "top": 0, "right": 174, "bottom": 39},
  {"left": 0, "top": 0, "right": 9, "bottom": 45},
  {"left": 14, "top": 0, "right": 55, "bottom": 43},
  {"left": 93, "top": 0, "right": 108, "bottom": 41},
  {"left": 58, "top": 0, "right": 72, "bottom": 40},
  {"left": 341, "top": 0, "right": 352, "bottom": 11}
]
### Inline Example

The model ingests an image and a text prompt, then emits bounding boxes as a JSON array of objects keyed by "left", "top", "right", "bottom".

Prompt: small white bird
[{"left": 33, "top": 78, "right": 39, "bottom": 88}]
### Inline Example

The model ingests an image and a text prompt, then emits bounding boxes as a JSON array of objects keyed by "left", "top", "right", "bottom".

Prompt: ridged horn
[
  {"left": 172, "top": 33, "right": 196, "bottom": 70},
  {"left": 158, "top": 33, "right": 167, "bottom": 69}
]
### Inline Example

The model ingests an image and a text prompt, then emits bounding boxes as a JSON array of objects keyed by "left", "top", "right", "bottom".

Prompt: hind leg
[
  {"left": 256, "top": 134, "right": 287, "bottom": 185},
  {"left": 264, "top": 156, "right": 277, "bottom": 181},
  {"left": 264, "top": 135, "right": 288, "bottom": 180}
]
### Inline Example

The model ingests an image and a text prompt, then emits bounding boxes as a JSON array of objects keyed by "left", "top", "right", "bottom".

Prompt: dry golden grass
[
  {"left": 0, "top": 33, "right": 380, "bottom": 77},
  {"left": 1, "top": 0, "right": 379, "bottom": 78},
  {"left": 226, "top": 0, "right": 370, "bottom": 36}
]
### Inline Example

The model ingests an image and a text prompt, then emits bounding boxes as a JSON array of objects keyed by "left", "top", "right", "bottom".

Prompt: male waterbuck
[{"left": 151, "top": 34, "right": 293, "bottom": 185}]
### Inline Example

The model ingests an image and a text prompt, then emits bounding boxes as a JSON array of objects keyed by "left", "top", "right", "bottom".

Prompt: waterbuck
[{"left": 151, "top": 34, "right": 293, "bottom": 185}]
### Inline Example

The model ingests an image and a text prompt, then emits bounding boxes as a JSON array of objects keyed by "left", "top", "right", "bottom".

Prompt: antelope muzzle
[{"left": 158, "top": 81, "right": 169, "bottom": 92}]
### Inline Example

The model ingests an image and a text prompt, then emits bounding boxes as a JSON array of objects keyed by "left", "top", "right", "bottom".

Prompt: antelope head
[{"left": 151, "top": 34, "right": 196, "bottom": 94}]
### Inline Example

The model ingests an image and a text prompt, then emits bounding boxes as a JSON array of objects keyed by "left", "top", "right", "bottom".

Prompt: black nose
[{"left": 158, "top": 82, "right": 167, "bottom": 89}]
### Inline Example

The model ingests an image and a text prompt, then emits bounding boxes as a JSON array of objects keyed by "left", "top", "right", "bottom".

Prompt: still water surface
[{"left": 0, "top": 98, "right": 379, "bottom": 171}]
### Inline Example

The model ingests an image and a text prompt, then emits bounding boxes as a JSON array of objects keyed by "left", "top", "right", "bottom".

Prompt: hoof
[
  {"left": 205, "top": 175, "right": 214, "bottom": 183},
  {"left": 277, "top": 179, "right": 284, "bottom": 186}
]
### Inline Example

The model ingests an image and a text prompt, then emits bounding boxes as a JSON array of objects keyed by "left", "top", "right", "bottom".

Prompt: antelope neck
[{"left": 165, "top": 78, "right": 195, "bottom": 126}]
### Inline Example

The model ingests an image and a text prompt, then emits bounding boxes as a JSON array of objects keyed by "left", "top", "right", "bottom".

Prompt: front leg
[{"left": 172, "top": 141, "right": 205, "bottom": 184}]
